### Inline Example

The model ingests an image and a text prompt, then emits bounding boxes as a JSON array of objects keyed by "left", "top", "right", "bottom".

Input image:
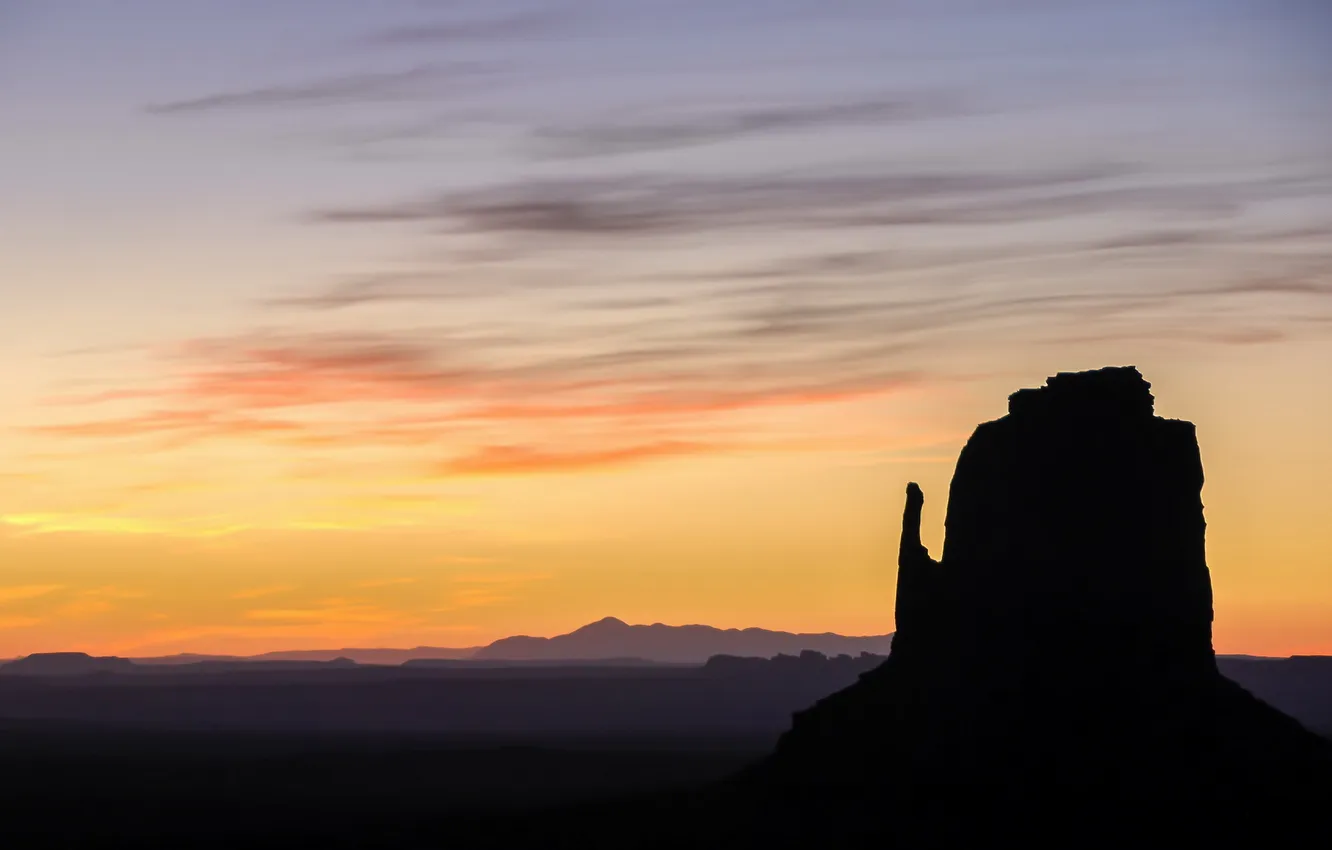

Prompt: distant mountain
[
  {"left": 1, "top": 652, "right": 135, "bottom": 676},
  {"left": 116, "top": 620, "right": 893, "bottom": 666},
  {"left": 473, "top": 617, "right": 896, "bottom": 663},
  {"left": 133, "top": 647, "right": 478, "bottom": 666}
]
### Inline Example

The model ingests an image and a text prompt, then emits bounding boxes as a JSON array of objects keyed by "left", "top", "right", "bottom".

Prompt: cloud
[
  {"left": 30, "top": 335, "right": 478, "bottom": 445},
  {"left": 531, "top": 93, "right": 970, "bottom": 158},
  {"left": 1, "top": 513, "right": 249, "bottom": 537},
  {"left": 438, "top": 440, "right": 716, "bottom": 475},
  {"left": 230, "top": 585, "right": 299, "bottom": 600},
  {"left": 30, "top": 409, "right": 303, "bottom": 440},
  {"left": 364, "top": 8, "right": 565, "bottom": 46},
  {"left": 82, "top": 586, "right": 149, "bottom": 600},
  {"left": 24, "top": 120, "right": 1329, "bottom": 477},
  {"left": 0, "top": 584, "right": 66, "bottom": 605},
  {"left": 54, "top": 598, "right": 115, "bottom": 619},
  {"left": 356, "top": 577, "right": 420, "bottom": 588},
  {"left": 434, "top": 571, "right": 553, "bottom": 610},
  {"left": 311, "top": 164, "right": 1137, "bottom": 234},
  {"left": 0, "top": 511, "right": 425, "bottom": 538},
  {"left": 436, "top": 555, "right": 505, "bottom": 566},
  {"left": 29, "top": 247, "right": 1329, "bottom": 465},
  {"left": 145, "top": 65, "right": 486, "bottom": 115},
  {"left": 1040, "top": 324, "right": 1289, "bottom": 348},
  {"left": 245, "top": 604, "right": 404, "bottom": 625},
  {"left": 440, "top": 588, "right": 512, "bottom": 609},
  {"left": 336, "top": 494, "right": 470, "bottom": 510},
  {"left": 168, "top": 333, "right": 471, "bottom": 407},
  {"left": 40, "top": 389, "right": 161, "bottom": 406},
  {"left": 450, "top": 571, "right": 549, "bottom": 584},
  {"left": 263, "top": 273, "right": 479, "bottom": 311},
  {"left": 0, "top": 616, "right": 42, "bottom": 631},
  {"left": 28, "top": 329, "right": 927, "bottom": 452},
  {"left": 449, "top": 376, "right": 917, "bottom": 422},
  {"left": 307, "top": 170, "right": 1332, "bottom": 257},
  {"left": 1092, "top": 230, "right": 1214, "bottom": 251}
]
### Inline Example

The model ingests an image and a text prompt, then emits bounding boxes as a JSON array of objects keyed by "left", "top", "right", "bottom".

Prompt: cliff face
[
  {"left": 749, "top": 366, "right": 1332, "bottom": 798},
  {"left": 895, "top": 366, "right": 1214, "bottom": 685}
]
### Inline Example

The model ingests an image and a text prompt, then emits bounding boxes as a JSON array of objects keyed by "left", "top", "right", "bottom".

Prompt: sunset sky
[{"left": 1, "top": 0, "right": 1329, "bottom": 658}]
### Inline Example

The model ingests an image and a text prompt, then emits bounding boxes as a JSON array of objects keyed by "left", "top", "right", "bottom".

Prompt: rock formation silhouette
[{"left": 741, "top": 366, "right": 1332, "bottom": 804}]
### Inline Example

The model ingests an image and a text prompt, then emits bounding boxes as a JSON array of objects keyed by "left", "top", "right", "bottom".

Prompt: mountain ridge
[
  {"left": 475, "top": 617, "right": 895, "bottom": 663},
  {"left": 3, "top": 619, "right": 895, "bottom": 669}
]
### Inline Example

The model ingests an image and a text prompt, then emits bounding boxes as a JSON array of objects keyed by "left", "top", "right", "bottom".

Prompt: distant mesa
[
  {"left": 1, "top": 652, "right": 135, "bottom": 677},
  {"left": 473, "top": 616, "right": 895, "bottom": 664},
  {"left": 740, "top": 366, "right": 1332, "bottom": 802},
  {"left": 0, "top": 653, "right": 363, "bottom": 677},
  {"left": 130, "top": 646, "right": 479, "bottom": 666}
]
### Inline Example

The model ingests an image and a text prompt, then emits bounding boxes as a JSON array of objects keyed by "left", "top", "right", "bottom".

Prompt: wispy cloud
[
  {"left": 230, "top": 585, "right": 299, "bottom": 601},
  {"left": 436, "top": 555, "right": 505, "bottom": 566},
  {"left": 446, "top": 376, "right": 918, "bottom": 424},
  {"left": 440, "top": 588, "right": 511, "bottom": 609},
  {"left": 356, "top": 577, "right": 420, "bottom": 588},
  {"left": 27, "top": 242, "right": 1330, "bottom": 466},
  {"left": 0, "top": 584, "right": 66, "bottom": 605},
  {"left": 336, "top": 494, "right": 471, "bottom": 511},
  {"left": 146, "top": 65, "right": 488, "bottom": 115},
  {"left": 263, "top": 272, "right": 481, "bottom": 311},
  {"left": 364, "top": 8, "right": 566, "bottom": 47},
  {"left": 0, "top": 510, "right": 427, "bottom": 538},
  {"left": 0, "top": 616, "right": 42, "bottom": 631},
  {"left": 2, "top": 513, "right": 250, "bottom": 537},
  {"left": 30, "top": 409, "right": 303, "bottom": 440},
  {"left": 82, "top": 586, "right": 149, "bottom": 600},
  {"left": 439, "top": 440, "right": 715, "bottom": 475},
  {"left": 435, "top": 571, "right": 552, "bottom": 611},
  {"left": 27, "top": 329, "right": 928, "bottom": 456},
  {"left": 54, "top": 598, "right": 115, "bottom": 619},
  {"left": 311, "top": 164, "right": 1137, "bottom": 234},
  {"left": 450, "top": 571, "right": 550, "bottom": 585},
  {"left": 531, "top": 93, "right": 970, "bottom": 158},
  {"left": 245, "top": 604, "right": 405, "bottom": 625}
]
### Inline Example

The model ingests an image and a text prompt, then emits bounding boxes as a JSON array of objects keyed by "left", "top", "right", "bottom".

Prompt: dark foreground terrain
[
  {"left": 0, "top": 653, "right": 1327, "bottom": 735},
  {"left": 0, "top": 652, "right": 1328, "bottom": 847},
  {"left": 0, "top": 725, "right": 772, "bottom": 848},
  {"left": 2, "top": 721, "right": 1325, "bottom": 848},
  {"left": 0, "top": 655, "right": 832, "bottom": 847}
]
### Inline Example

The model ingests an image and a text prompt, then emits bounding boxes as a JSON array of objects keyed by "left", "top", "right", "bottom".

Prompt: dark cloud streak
[
  {"left": 310, "top": 164, "right": 1140, "bottom": 235},
  {"left": 530, "top": 94, "right": 971, "bottom": 158},
  {"left": 364, "top": 8, "right": 566, "bottom": 47},
  {"left": 146, "top": 65, "right": 489, "bottom": 115}
]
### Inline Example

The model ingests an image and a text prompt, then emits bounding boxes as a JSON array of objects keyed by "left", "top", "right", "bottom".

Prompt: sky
[{"left": 1, "top": 0, "right": 1330, "bottom": 658}]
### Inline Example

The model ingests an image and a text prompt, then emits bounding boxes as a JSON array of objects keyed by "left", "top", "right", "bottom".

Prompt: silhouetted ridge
[
  {"left": 474, "top": 619, "right": 893, "bottom": 663},
  {"left": 739, "top": 365, "right": 1332, "bottom": 803},
  {"left": 1, "top": 653, "right": 135, "bottom": 677}
]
